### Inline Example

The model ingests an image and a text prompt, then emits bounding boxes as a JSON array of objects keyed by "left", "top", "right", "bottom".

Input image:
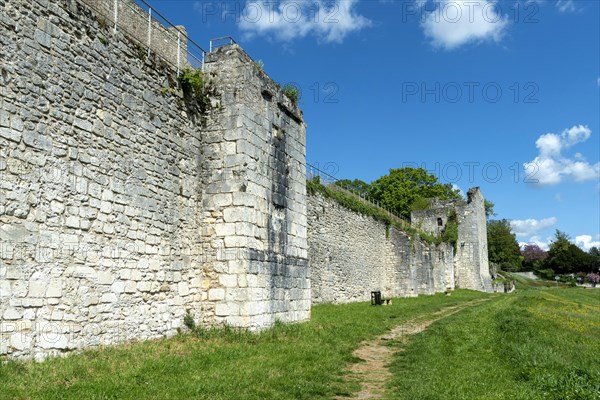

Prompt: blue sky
[{"left": 143, "top": 0, "right": 599, "bottom": 251}]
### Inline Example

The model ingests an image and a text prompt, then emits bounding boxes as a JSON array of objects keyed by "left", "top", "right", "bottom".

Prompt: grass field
[
  {"left": 0, "top": 281, "right": 598, "bottom": 400},
  {"left": 388, "top": 284, "right": 600, "bottom": 399},
  {"left": 0, "top": 290, "right": 487, "bottom": 400}
]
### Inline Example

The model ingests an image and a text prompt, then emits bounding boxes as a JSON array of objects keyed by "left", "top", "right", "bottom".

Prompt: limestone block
[
  {"left": 111, "top": 281, "right": 125, "bottom": 294},
  {"left": 124, "top": 281, "right": 136, "bottom": 293},
  {"left": 28, "top": 281, "right": 47, "bottom": 298},
  {"left": 208, "top": 288, "right": 225, "bottom": 301},
  {"left": 177, "top": 282, "right": 189, "bottom": 296},
  {"left": 50, "top": 310, "right": 64, "bottom": 321},
  {"left": 38, "top": 331, "right": 69, "bottom": 350},
  {"left": 97, "top": 271, "right": 113, "bottom": 285},
  {"left": 219, "top": 274, "right": 238, "bottom": 288},
  {"left": 101, "top": 292, "right": 118, "bottom": 303},
  {"left": 0, "top": 127, "right": 21, "bottom": 142},
  {"left": 223, "top": 207, "right": 255, "bottom": 223},
  {"left": 215, "top": 302, "right": 239, "bottom": 317},
  {"left": 46, "top": 279, "right": 62, "bottom": 298},
  {"left": 214, "top": 223, "right": 236, "bottom": 237},
  {"left": 224, "top": 235, "right": 255, "bottom": 248},
  {"left": 65, "top": 215, "right": 80, "bottom": 229},
  {"left": 74, "top": 266, "right": 96, "bottom": 279},
  {"left": 137, "top": 281, "right": 152, "bottom": 292},
  {"left": 235, "top": 222, "right": 257, "bottom": 238},
  {"left": 130, "top": 270, "right": 142, "bottom": 281},
  {"left": 99, "top": 201, "right": 112, "bottom": 214},
  {"left": 0, "top": 109, "right": 9, "bottom": 127},
  {"left": 3, "top": 308, "right": 21, "bottom": 320},
  {"left": 10, "top": 332, "right": 33, "bottom": 351},
  {"left": 232, "top": 192, "right": 257, "bottom": 207}
]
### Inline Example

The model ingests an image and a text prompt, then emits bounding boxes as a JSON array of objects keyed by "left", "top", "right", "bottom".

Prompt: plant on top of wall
[
  {"left": 283, "top": 84, "right": 300, "bottom": 105},
  {"left": 178, "top": 68, "right": 217, "bottom": 120},
  {"left": 307, "top": 177, "right": 444, "bottom": 246},
  {"left": 440, "top": 210, "right": 459, "bottom": 251}
]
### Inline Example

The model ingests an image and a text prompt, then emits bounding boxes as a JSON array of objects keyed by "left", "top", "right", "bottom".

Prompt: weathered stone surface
[
  {"left": 308, "top": 194, "right": 455, "bottom": 304},
  {"left": 411, "top": 188, "right": 492, "bottom": 292},
  {"left": 1, "top": 0, "right": 488, "bottom": 362}
]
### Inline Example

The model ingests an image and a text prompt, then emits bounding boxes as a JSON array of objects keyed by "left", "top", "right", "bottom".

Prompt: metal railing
[
  {"left": 209, "top": 36, "right": 237, "bottom": 52},
  {"left": 80, "top": 0, "right": 208, "bottom": 74},
  {"left": 306, "top": 163, "right": 411, "bottom": 228}
]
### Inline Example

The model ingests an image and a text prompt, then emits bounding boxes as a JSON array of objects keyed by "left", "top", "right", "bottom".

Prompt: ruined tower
[{"left": 411, "top": 187, "right": 493, "bottom": 292}]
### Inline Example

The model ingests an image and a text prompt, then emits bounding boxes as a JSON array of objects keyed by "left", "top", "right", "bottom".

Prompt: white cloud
[
  {"left": 523, "top": 125, "right": 600, "bottom": 186},
  {"left": 237, "top": 0, "right": 371, "bottom": 44},
  {"left": 519, "top": 235, "right": 554, "bottom": 251},
  {"left": 510, "top": 217, "right": 558, "bottom": 238},
  {"left": 451, "top": 183, "right": 465, "bottom": 198},
  {"left": 420, "top": 0, "right": 509, "bottom": 50},
  {"left": 520, "top": 233, "right": 600, "bottom": 252},
  {"left": 575, "top": 234, "right": 600, "bottom": 251},
  {"left": 556, "top": 0, "right": 575, "bottom": 12}
]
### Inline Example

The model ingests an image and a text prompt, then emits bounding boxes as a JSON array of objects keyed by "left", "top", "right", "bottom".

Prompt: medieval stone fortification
[
  {"left": 411, "top": 188, "right": 493, "bottom": 293},
  {"left": 0, "top": 0, "right": 490, "bottom": 359}
]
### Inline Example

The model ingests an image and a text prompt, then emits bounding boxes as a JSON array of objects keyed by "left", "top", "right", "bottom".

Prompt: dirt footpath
[{"left": 335, "top": 299, "right": 490, "bottom": 399}]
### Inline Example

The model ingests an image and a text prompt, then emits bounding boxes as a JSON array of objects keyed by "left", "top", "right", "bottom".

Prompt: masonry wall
[
  {"left": 454, "top": 188, "right": 493, "bottom": 292},
  {"left": 0, "top": 0, "right": 309, "bottom": 360},
  {"left": 201, "top": 45, "right": 310, "bottom": 328},
  {"left": 308, "top": 194, "right": 454, "bottom": 304},
  {"left": 0, "top": 0, "right": 208, "bottom": 360},
  {"left": 411, "top": 188, "right": 493, "bottom": 292},
  {"left": 80, "top": 0, "right": 189, "bottom": 69}
]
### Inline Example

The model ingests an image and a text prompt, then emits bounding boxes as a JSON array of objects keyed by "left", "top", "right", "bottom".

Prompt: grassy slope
[
  {"left": 0, "top": 291, "right": 487, "bottom": 400},
  {"left": 387, "top": 284, "right": 600, "bottom": 400}
]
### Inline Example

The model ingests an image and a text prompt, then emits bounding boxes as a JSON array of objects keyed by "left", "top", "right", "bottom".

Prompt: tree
[
  {"left": 334, "top": 179, "right": 371, "bottom": 198},
  {"left": 487, "top": 219, "right": 523, "bottom": 271},
  {"left": 589, "top": 247, "right": 600, "bottom": 272},
  {"left": 545, "top": 230, "right": 592, "bottom": 274},
  {"left": 369, "top": 168, "right": 462, "bottom": 219},
  {"left": 484, "top": 200, "right": 496, "bottom": 219},
  {"left": 521, "top": 244, "right": 548, "bottom": 271}
]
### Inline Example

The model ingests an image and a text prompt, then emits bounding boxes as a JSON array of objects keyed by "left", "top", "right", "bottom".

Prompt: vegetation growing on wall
[
  {"left": 440, "top": 211, "right": 458, "bottom": 250},
  {"left": 329, "top": 168, "right": 462, "bottom": 220},
  {"left": 179, "top": 67, "right": 215, "bottom": 112},
  {"left": 307, "top": 177, "right": 447, "bottom": 246},
  {"left": 283, "top": 83, "right": 300, "bottom": 104}
]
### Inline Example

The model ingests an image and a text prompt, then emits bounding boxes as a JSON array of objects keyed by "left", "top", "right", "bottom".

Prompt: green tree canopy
[
  {"left": 369, "top": 168, "right": 462, "bottom": 219},
  {"left": 545, "top": 230, "right": 594, "bottom": 274},
  {"left": 334, "top": 179, "right": 371, "bottom": 198},
  {"left": 484, "top": 200, "right": 495, "bottom": 219},
  {"left": 487, "top": 219, "right": 523, "bottom": 271}
]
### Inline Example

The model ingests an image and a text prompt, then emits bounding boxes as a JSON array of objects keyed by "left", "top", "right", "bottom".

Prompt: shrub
[
  {"left": 283, "top": 84, "right": 300, "bottom": 104},
  {"left": 183, "top": 310, "right": 196, "bottom": 331}
]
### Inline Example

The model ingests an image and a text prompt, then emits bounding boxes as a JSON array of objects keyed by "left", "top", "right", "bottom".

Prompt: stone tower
[{"left": 411, "top": 187, "right": 492, "bottom": 292}]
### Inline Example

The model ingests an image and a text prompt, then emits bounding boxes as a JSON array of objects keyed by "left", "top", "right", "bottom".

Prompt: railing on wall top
[
  {"left": 306, "top": 163, "right": 411, "bottom": 229},
  {"left": 80, "top": 0, "right": 211, "bottom": 74},
  {"left": 209, "top": 36, "right": 237, "bottom": 52}
]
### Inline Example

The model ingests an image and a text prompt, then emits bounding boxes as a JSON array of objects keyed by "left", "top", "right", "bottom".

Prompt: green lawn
[
  {"left": 0, "top": 290, "right": 487, "bottom": 400},
  {"left": 1, "top": 284, "right": 597, "bottom": 400},
  {"left": 387, "top": 286, "right": 600, "bottom": 400}
]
